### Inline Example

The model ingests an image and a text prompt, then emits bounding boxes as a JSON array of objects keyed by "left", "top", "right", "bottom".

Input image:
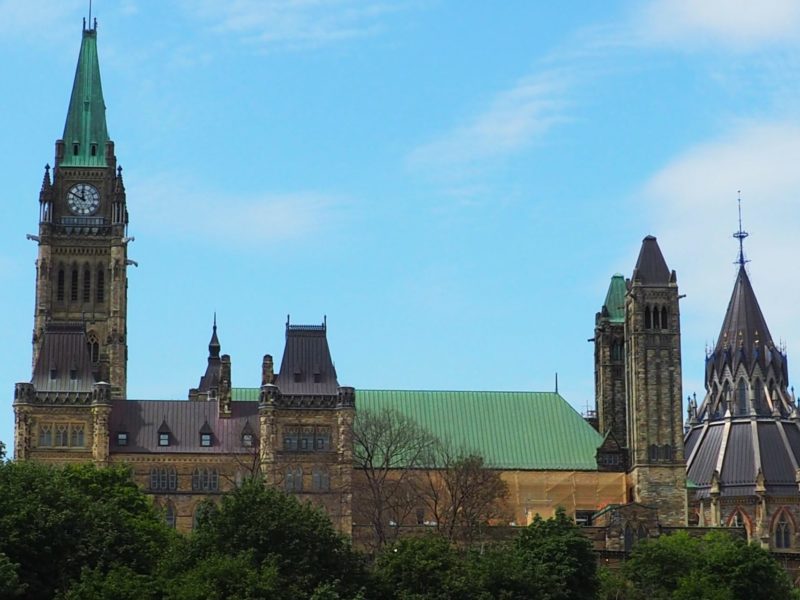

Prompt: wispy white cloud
[
  {"left": 639, "top": 122, "right": 800, "bottom": 379},
  {"left": 182, "top": 0, "right": 415, "bottom": 50},
  {"left": 407, "top": 70, "right": 570, "bottom": 178},
  {"left": 633, "top": 0, "right": 800, "bottom": 50},
  {"left": 131, "top": 173, "right": 345, "bottom": 246}
]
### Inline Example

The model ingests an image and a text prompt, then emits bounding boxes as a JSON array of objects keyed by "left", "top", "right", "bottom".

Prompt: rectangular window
[
  {"left": 575, "top": 511, "right": 594, "bottom": 526},
  {"left": 200, "top": 433, "right": 212, "bottom": 447},
  {"left": 159, "top": 433, "right": 169, "bottom": 447},
  {"left": 117, "top": 432, "right": 128, "bottom": 446}
]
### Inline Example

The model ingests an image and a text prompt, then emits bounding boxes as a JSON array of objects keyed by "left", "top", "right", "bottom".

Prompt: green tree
[
  {"left": 469, "top": 508, "right": 597, "bottom": 600},
  {"left": 0, "top": 440, "right": 6, "bottom": 461},
  {"left": 185, "top": 479, "right": 367, "bottom": 598},
  {"left": 0, "top": 552, "right": 25, "bottom": 598},
  {"left": 374, "top": 535, "right": 474, "bottom": 600},
  {"left": 623, "top": 531, "right": 798, "bottom": 600},
  {"left": 0, "top": 462, "right": 172, "bottom": 599}
]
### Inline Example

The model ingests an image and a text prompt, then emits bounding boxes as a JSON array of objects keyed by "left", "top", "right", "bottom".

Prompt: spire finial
[
  {"left": 213, "top": 311, "right": 217, "bottom": 331},
  {"left": 733, "top": 191, "right": 749, "bottom": 268}
]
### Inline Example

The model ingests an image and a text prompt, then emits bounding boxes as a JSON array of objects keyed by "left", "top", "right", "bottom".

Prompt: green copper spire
[{"left": 61, "top": 24, "right": 109, "bottom": 167}]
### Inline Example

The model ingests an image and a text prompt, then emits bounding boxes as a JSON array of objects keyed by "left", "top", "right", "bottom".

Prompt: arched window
[
  {"left": 624, "top": 524, "right": 634, "bottom": 552},
  {"left": 82, "top": 265, "right": 91, "bottom": 302},
  {"left": 38, "top": 424, "right": 52, "bottom": 447},
  {"left": 660, "top": 444, "right": 672, "bottom": 461},
  {"left": 191, "top": 468, "right": 219, "bottom": 492},
  {"left": 737, "top": 379, "right": 748, "bottom": 415},
  {"left": 775, "top": 513, "right": 792, "bottom": 549},
  {"left": 661, "top": 307, "right": 668, "bottom": 330},
  {"left": 648, "top": 444, "right": 659, "bottom": 462},
  {"left": 644, "top": 306, "right": 652, "bottom": 329},
  {"left": 312, "top": 467, "right": 330, "bottom": 492},
  {"left": 96, "top": 268, "right": 105, "bottom": 303},
  {"left": 87, "top": 333, "right": 99, "bottom": 364},
  {"left": 285, "top": 467, "right": 303, "bottom": 493},
  {"left": 150, "top": 467, "right": 178, "bottom": 492},
  {"left": 637, "top": 524, "right": 648, "bottom": 541},
  {"left": 55, "top": 424, "right": 69, "bottom": 447},
  {"left": 70, "top": 266, "right": 79, "bottom": 302},
  {"left": 57, "top": 267, "right": 65, "bottom": 302},
  {"left": 165, "top": 502, "right": 176, "bottom": 529},
  {"left": 70, "top": 424, "right": 84, "bottom": 447},
  {"left": 652, "top": 306, "right": 660, "bottom": 329}
]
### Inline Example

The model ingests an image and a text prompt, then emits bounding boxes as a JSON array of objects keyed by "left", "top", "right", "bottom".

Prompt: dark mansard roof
[
  {"left": 32, "top": 322, "right": 95, "bottom": 393},
  {"left": 274, "top": 320, "right": 340, "bottom": 396},
  {"left": 109, "top": 399, "right": 258, "bottom": 454}
]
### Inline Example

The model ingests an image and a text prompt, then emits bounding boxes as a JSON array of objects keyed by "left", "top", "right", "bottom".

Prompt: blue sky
[{"left": 3, "top": 0, "right": 800, "bottom": 453}]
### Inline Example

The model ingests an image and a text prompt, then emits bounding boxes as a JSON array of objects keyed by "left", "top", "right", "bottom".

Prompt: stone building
[{"left": 14, "top": 22, "right": 800, "bottom": 565}]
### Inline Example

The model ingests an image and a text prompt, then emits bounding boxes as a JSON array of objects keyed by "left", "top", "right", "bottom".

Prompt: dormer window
[
  {"left": 69, "top": 368, "right": 77, "bottom": 380},
  {"left": 50, "top": 368, "right": 57, "bottom": 380},
  {"left": 72, "top": 143, "right": 79, "bottom": 155},
  {"left": 200, "top": 433, "right": 212, "bottom": 447},
  {"left": 159, "top": 433, "right": 170, "bottom": 447},
  {"left": 313, "top": 372, "right": 322, "bottom": 383},
  {"left": 293, "top": 371, "right": 302, "bottom": 383},
  {"left": 90, "top": 143, "right": 97, "bottom": 156},
  {"left": 117, "top": 432, "right": 128, "bottom": 446},
  {"left": 242, "top": 433, "right": 254, "bottom": 448}
]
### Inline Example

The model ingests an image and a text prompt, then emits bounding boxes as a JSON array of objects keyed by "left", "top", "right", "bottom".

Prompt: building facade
[{"left": 14, "top": 24, "right": 800, "bottom": 567}]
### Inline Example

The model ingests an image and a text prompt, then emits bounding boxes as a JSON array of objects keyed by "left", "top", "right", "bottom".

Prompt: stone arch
[
  {"left": 726, "top": 507, "right": 752, "bottom": 539},
  {"left": 771, "top": 507, "right": 796, "bottom": 550}
]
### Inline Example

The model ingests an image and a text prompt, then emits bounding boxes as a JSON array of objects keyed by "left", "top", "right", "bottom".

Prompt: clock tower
[{"left": 14, "top": 21, "right": 129, "bottom": 461}]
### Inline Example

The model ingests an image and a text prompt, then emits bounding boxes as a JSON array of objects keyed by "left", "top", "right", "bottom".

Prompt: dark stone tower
[
  {"left": 624, "top": 236, "right": 686, "bottom": 525},
  {"left": 32, "top": 22, "right": 129, "bottom": 398},
  {"left": 595, "top": 273, "right": 627, "bottom": 444},
  {"left": 14, "top": 22, "right": 129, "bottom": 461}
]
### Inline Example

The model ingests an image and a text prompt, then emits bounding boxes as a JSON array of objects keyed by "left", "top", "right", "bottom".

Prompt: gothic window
[
  {"left": 191, "top": 468, "right": 219, "bottom": 492},
  {"left": 775, "top": 513, "right": 792, "bottom": 549},
  {"left": 660, "top": 444, "right": 672, "bottom": 461},
  {"left": 38, "top": 424, "right": 52, "bottom": 447},
  {"left": 83, "top": 265, "right": 91, "bottom": 302},
  {"left": 730, "top": 512, "right": 744, "bottom": 528},
  {"left": 284, "top": 467, "right": 303, "bottom": 493},
  {"left": 611, "top": 341, "right": 623, "bottom": 361},
  {"left": 624, "top": 524, "right": 634, "bottom": 552},
  {"left": 283, "top": 426, "right": 331, "bottom": 452},
  {"left": 70, "top": 267, "right": 78, "bottom": 301},
  {"left": 648, "top": 444, "right": 659, "bottom": 462},
  {"left": 165, "top": 502, "right": 176, "bottom": 529},
  {"left": 96, "top": 268, "right": 105, "bottom": 303},
  {"left": 70, "top": 424, "right": 84, "bottom": 447},
  {"left": 652, "top": 306, "right": 660, "bottom": 329},
  {"left": 57, "top": 267, "right": 65, "bottom": 302},
  {"left": 55, "top": 424, "right": 69, "bottom": 447},
  {"left": 737, "top": 379, "right": 748, "bottom": 415},
  {"left": 312, "top": 467, "right": 330, "bottom": 492},
  {"left": 661, "top": 307, "right": 668, "bottom": 329},
  {"left": 283, "top": 427, "right": 299, "bottom": 451},
  {"left": 149, "top": 467, "right": 178, "bottom": 492},
  {"left": 637, "top": 524, "right": 648, "bottom": 541},
  {"left": 644, "top": 306, "right": 652, "bottom": 329},
  {"left": 87, "top": 333, "right": 99, "bottom": 364}
]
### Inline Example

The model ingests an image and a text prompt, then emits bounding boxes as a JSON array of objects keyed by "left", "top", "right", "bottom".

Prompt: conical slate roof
[
  {"left": 715, "top": 265, "right": 774, "bottom": 354},
  {"left": 61, "top": 25, "right": 108, "bottom": 167},
  {"left": 631, "top": 235, "right": 671, "bottom": 284}
]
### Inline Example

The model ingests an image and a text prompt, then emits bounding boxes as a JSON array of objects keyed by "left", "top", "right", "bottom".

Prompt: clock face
[{"left": 66, "top": 183, "right": 100, "bottom": 216}]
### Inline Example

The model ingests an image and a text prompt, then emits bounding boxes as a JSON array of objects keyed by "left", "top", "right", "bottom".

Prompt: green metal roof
[
  {"left": 358, "top": 390, "right": 602, "bottom": 470},
  {"left": 61, "top": 27, "right": 109, "bottom": 167},
  {"left": 232, "top": 387, "right": 260, "bottom": 401},
  {"left": 603, "top": 273, "right": 626, "bottom": 323},
  {"left": 230, "top": 388, "right": 602, "bottom": 470}
]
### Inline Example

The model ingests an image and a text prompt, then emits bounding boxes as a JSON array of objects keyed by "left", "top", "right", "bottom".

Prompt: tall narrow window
[
  {"left": 644, "top": 306, "right": 651, "bottom": 329},
  {"left": 738, "top": 379, "right": 748, "bottom": 415},
  {"left": 55, "top": 424, "right": 69, "bottom": 447},
  {"left": 70, "top": 424, "right": 85, "bottom": 447},
  {"left": 57, "top": 268, "right": 65, "bottom": 302},
  {"left": 776, "top": 514, "right": 792, "bottom": 549},
  {"left": 83, "top": 265, "right": 91, "bottom": 302},
  {"left": 661, "top": 307, "right": 668, "bottom": 329},
  {"left": 70, "top": 267, "right": 78, "bottom": 301},
  {"left": 96, "top": 268, "right": 105, "bottom": 303},
  {"left": 165, "top": 502, "right": 176, "bottom": 529},
  {"left": 652, "top": 306, "right": 660, "bottom": 329},
  {"left": 38, "top": 424, "right": 52, "bottom": 447}
]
